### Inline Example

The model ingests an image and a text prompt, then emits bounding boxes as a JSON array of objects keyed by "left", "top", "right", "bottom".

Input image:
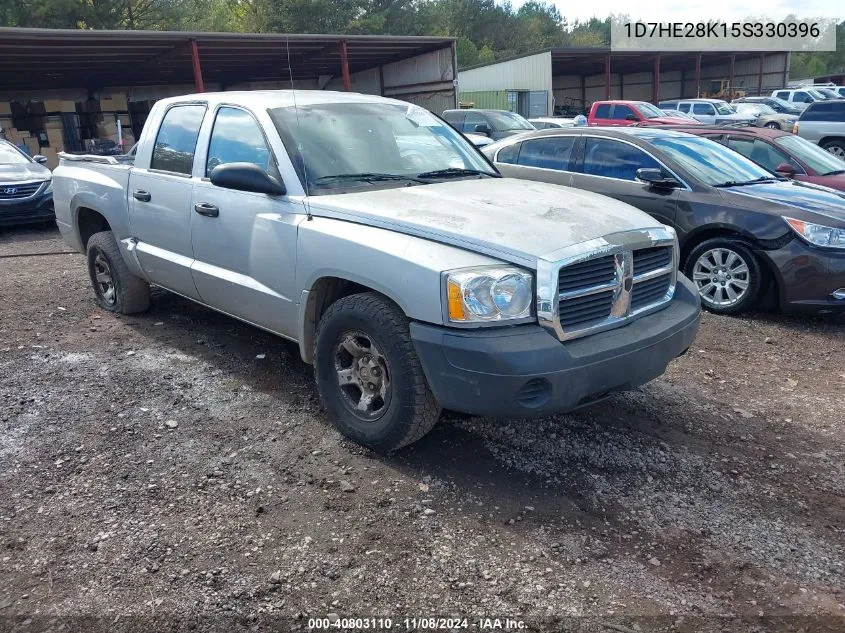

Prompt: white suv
[
  {"left": 771, "top": 89, "right": 824, "bottom": 111},
  {"left": 658, "top": 99, "right": 753, "bottom": 125}
]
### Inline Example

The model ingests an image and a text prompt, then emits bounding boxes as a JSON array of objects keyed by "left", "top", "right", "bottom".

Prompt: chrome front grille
[
  {"left": 537, "top": 228, "right": 678, "bottom": 342},
  {"left": 0, "top": 181, "right": 43, "bottom": 200}
]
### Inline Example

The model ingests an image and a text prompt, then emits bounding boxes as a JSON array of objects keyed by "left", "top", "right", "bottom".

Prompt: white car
[
  {"left": 528, "top": 117, "right": 576, "bottom": 129},
  {"left": 771, "top": 89, "right": 825, "bottom": 111},
  {"left": 658, "top": 99, "right": 754, "bottom": 125}
]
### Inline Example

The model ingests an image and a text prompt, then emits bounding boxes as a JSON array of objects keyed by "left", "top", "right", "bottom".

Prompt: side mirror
[
  {"left": 474, "top": 123, "right": 492, "bottom": 136},
  {"left": 625, "top": 114, "right": 637, "bottom": 121},
  {"left": 636, "top": 168, "right": 681, "bottom": 189},
  {"left": 774, "top": 162, "right": 796, "bottom": 177},
  {"left": 33, "top": 155, "right": 48, "bottom": 165},
  {"left": 209, "top": 162, "right": 285, "bottom": 196}
]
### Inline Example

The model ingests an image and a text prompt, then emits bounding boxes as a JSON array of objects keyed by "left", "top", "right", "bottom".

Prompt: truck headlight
[
  {"left": 445, "top": 266, "right": 533, "bottom": 322},
  {"left": 785, "top": 217, "right": 845, "bottom": 248}
]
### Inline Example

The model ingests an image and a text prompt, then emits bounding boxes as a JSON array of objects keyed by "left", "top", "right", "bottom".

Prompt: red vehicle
[
  {"left": 667, "top": 125, "right": 845, "bottom": 192},
  {"left": 587, "top": 100, "right": 696, "bottom": 127}
]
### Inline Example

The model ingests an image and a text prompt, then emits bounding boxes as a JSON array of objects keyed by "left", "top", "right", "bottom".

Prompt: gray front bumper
[{"left": 411, "top": 275, "right": 701, "bottom": 417}]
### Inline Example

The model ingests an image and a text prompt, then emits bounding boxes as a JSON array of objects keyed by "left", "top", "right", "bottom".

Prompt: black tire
[
  {"left": 86, "top": 230, "right": 150, "bottom": 314},
  {"left": 314, "top": 292, "right": 440, "bottom": 451},
  {"left": 684, "top": 237, "right": 763, "bottom": 315},
  {"left": 821, "top": 139, "right": 845, "bottom": 159},
  {"left": 765, "top": 121, "right": 780, "bottom": 129}
]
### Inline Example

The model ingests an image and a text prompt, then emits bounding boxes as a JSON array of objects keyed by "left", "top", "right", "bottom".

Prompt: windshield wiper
[
  {"left": 313, "top": 173, "right": 425, "bottom": 185},
  {"left": 714, "top": 176, "right": 780, "bottom": 188},
  {"left": 822, "top": 169, "right": 845, "bottom": 176},
  {"left": 416, "top": 168, "right": 498, "bottom": 179}
]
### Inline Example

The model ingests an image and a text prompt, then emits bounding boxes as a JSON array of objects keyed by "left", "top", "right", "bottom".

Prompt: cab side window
[
  {"left": 150, "top": 105, "right": 206, "bottom": 175},
  {"left": 583, "top": 137, "right": 661, "bottom": 181},
  {"left": 612, "top": 105, "right": 636, "bottom": 121},
  {"left": 206, "top": 107, "right": 273, "bottom": 176},
  {"left": 594, "top": 104, "right": 612, "bottom": 118},
  {"left": 463, "top": 111, "right": 487, "bottom": 133},
  {"left": 693, "top": 103, "right": 715, "bottom": 115},
  {"left": 775, "top": 91, "right": 790, "bottom": 100}
]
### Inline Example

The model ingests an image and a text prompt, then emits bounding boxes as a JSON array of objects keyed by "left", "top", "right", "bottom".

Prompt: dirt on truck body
[{"left": 1, "top": 228, "right": 844, "bottom": 632}]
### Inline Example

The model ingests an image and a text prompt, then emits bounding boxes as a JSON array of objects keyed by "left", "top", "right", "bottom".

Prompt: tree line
[
  {"left": 0, "top": 0, "right": 842, "bottom": 77},
  {"left": 0, "top": 0, "right": 609, "bottom": 66}
]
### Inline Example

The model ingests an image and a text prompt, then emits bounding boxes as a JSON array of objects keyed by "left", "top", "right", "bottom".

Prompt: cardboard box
[
  {"left": 42, "top": 99, "right": 76, "bottom": 113},
  {"left": 40, "top": 147, "right": 59, "bottom": 170},
  {"left": 117, "top": 114, "right": 131, "bottom": 126},
  {"left": 45, "top": 129, "right": 64, "bottom": 146},
  {"left": 100, "top": 93, "right": 128, "bottom": 111},
  {"left": 25, "top": 137, "right": 39, "bottom": 156},
  {"left": 0, "top": 102, "right": 11, "bottom": 115},
  {"left": 43, "top": 117, "right": 63, "bottom": 130}
]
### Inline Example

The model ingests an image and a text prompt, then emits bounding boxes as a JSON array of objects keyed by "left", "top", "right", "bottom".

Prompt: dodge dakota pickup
[{"left": 53, "top": 91, "right": 700, "bottom": 451}]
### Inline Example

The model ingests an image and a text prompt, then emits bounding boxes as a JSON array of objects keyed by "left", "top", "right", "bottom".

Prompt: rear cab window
[
  {"left": 150, "top": 104, "right": 207, "bottom": 175},
  {"left": 594, "top": 104, "right": 611, "bottom": 119}
]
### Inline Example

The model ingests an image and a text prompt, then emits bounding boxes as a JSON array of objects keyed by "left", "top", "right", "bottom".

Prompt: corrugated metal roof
[{"left": 0, "top": 27, "right": 455, "bottom": 91}]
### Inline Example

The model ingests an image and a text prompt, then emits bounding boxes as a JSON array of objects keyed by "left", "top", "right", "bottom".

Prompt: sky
[{"left": 514, "top": 0, "right": 844, "bottom": 25}]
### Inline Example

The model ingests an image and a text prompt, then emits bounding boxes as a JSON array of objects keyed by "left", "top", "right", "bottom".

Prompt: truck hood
[
  {"left": 720, "top": 179, "right": 845, "bottom": 228},
  {"left": 0, "top": 161, "right": 51, "bottom": 184},
  {"left": 307, "top": 178, "right": 662, "bottom": 267}
]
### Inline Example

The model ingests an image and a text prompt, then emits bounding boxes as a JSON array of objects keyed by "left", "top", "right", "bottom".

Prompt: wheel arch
[
  {"left": 76, "top": 206, "right": 112, "bottom": 252},
  {"left": 298, "top": 276, "right": 407, "bottom": 365}
]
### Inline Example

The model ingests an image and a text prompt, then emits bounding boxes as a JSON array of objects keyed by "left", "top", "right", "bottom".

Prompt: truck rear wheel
[
  {"left": 314, "top": 292, "right": 440, "bottom": 452},
  {"left": 86, "top": 230, "right": 150, "bottom": 314}
]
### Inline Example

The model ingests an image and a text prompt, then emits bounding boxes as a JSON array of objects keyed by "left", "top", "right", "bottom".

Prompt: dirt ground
[{"left": 1, "top": 226, "right": 843, "bottom": 633}]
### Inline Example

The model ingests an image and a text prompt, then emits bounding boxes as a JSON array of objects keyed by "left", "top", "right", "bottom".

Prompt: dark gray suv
[
  {"left": 442, "top": 109, "right": 535, "bottom": 141},
  {"left": 483, "top": 127, "right": 845, "bottom": 315}
]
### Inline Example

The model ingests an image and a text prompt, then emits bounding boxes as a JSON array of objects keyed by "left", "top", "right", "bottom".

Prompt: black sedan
[
  {"left": 483, "top": 128, "right": 845, "bottom": 315},
  {"left": 0, "top": 139, "right": 54, "bottom": 227}
]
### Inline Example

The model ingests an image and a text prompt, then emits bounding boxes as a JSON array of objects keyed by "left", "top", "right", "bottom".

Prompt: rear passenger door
[
  {"left": 493, "top": 135, "right": 580, "bottom": 187},
  {"left": 128, "top": 103, "right": 206, "bottom": 299},
  {"left": 189, "top": 105, "right": 303, "bottom": 338},
  {"left": 570, "top": 136, "right": 680, "bottom": 226}
]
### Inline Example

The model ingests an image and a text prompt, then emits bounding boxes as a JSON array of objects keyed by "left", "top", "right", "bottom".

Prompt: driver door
[{"left": 189, "top": 105, "right": 304, "bottom": 339}]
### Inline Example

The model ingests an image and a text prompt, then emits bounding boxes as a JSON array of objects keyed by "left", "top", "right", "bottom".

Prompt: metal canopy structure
[{"left": 0, "top": 27, "right": 456, "bottom": 93}]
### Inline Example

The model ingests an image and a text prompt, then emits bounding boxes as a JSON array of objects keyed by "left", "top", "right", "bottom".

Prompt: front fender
[{"left": 295, "top": 217, "right": 506, "bottom": 362}]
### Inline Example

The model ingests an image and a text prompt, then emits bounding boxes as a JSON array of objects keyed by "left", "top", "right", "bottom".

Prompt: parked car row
[
  {"left": 482, "top": 126, "right": 845, "bottom": 315},
  {"left": 10, "top": 89, "right": 844, "bottom": 452}
]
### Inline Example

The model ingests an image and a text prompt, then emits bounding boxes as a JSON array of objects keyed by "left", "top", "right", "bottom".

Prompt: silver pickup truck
[{"left": 53, "top": 91, "right": 700, "bottom": 451}]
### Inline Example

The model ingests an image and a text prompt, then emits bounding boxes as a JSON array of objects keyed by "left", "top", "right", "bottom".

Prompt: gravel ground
[{"left": 1, "top": 226, "right": 843, "bottom": 633}]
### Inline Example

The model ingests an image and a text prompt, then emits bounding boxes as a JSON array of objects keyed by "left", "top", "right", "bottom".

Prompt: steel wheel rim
[
  {"left": 826, "top": 145, "right": 845, "bottom": 158},
  {"left": 692, "top": 247, "right": 751, "bottom": 308},
  {"left": 333, "top": 329, "right": 391, "bottom": 422},
  {"left": 93, "top": 252, "right": 116, "bottom": 306}
]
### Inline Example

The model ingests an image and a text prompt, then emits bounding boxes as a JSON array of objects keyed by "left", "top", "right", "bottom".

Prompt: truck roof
[{"left": 155, "top": 90, "right": 412, "bottom": 110}]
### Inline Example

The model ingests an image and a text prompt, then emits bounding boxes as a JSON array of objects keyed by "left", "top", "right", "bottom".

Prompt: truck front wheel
[
  {"left": 86, "top": 231, "right": 150, "bottom": 314},
  {"left": 314, "top": 292, "right": 440, "bottom": 451}
]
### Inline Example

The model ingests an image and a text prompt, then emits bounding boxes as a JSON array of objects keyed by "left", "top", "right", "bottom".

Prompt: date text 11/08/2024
[{"left": 307, "top": 617, "right": 527, "bottom": 629}]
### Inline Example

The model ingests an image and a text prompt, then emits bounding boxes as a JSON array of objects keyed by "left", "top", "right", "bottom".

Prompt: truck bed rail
[{"left": 58, "top": 152, "right": 134, "bottom": 165}]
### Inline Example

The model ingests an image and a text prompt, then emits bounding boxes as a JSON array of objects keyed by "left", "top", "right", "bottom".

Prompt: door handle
[
  {"left": 194, "top": 202, "right": 219, "bottom": 217},
  {"left": 133, "top": 190, "right": 151, "bottom": 202}
]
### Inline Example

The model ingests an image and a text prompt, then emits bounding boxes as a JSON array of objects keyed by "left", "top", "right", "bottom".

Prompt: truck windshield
[
  {"left": 0, "top": 142, "right": 30, "bottom": 165},
  {"left": 714, "top": 102, "right": 735, "bottom": 115},
  {"left": 649, "top": 135, "right": 776, "bottom": 186},
  {"left": 268, "top": 102, "right": 497, "bottom": 194},
  {"left": 484, "top": 111, "right": 535, "bottom": 131},
  {"left": 637, "top": 102, "right": 667, "bottom": 119}
]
